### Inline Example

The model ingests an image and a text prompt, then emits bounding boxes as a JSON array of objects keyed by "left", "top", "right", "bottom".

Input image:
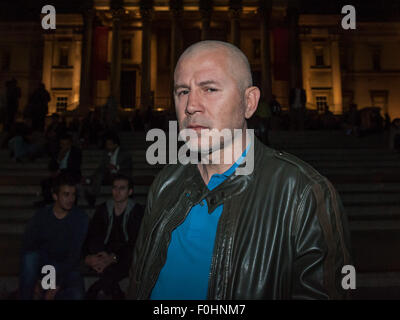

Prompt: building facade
[{"left": 1, "top": 0, "right": 400, "bottom": 121}]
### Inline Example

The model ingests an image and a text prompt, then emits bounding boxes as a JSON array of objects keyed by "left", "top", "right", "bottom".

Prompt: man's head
[
  {"left": 104, "top": 132, "right": 120, "bottom": 153},
  {"left": 111, "top": 174, "right": 133, "bottom": 203},
  {"left": 174, "top": 40, "right": 260, "bottom": 154},
  {"left": 52, "top": 173, "right": 77, "bottom": 211},
  {"left": 59, "top": 133, "right": 73, "bottom": 151}
]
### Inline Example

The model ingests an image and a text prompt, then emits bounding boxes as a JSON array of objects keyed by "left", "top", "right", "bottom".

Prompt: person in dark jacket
[
  {"left": 28, "top": 83, "right": 51, "bottom": 132},
  {"left": 83, "top": 131, "right": 132, "bottom": 207},
  {"left": 83, "top": 174, "right": 144, "bottom": 299},
  {"left": 127, "top": 41, "right": 352, "bottom": 300},
  {"left": 19, "top": 173, "right": 88, "bottom": 300},
  {"left": 5, "top": 78, "right": 21, "bottom": 131},
  {"left": 37, "top": 133, "right": 82, "bottom": 206}
]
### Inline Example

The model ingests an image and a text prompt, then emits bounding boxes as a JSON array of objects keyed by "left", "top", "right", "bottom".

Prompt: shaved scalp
[{"left": 175, "top": 40, "right": 253, "bottom": 93}]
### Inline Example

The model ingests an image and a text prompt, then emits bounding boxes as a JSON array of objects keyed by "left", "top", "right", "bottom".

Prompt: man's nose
[{"left": 185, "top": 90, "right": 203, "bottom": 115}]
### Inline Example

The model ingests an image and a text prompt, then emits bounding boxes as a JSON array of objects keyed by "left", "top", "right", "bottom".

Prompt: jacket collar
[{"left": 180, "top": 136, "right": 267, "bottom": 214}]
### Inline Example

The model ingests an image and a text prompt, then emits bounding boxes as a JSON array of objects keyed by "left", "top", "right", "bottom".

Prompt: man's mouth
[{"left": 187, "top": 125, "right": 209, "bottom": 131}]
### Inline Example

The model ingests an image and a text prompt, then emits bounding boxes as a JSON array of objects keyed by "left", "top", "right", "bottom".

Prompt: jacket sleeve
[{"left": 291, "top": 179, "right": 352, "bottom": 300}]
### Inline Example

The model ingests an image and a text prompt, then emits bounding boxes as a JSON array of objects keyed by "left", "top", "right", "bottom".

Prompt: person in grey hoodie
[{"left": 83, "top": 174, "right": 144, "bottom": 299}]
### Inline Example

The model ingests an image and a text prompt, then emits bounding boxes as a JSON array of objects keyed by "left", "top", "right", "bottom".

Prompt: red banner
[
  {"left": 92, "top": 26, "right": 109, "bottom": 81},
  {"left": 273, "top": 28, "right": 289, "bottom": 81}
]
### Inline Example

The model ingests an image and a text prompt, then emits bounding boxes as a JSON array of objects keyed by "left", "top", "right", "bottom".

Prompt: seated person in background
[
  {"left": 8, "top": 123, "right": 41, "bottom": 162},
  {"left": 83, "top": 174, "right": 144, "bottom": 300},
  {"left": 19, "top": 173, "right": 88, "bottom": 300},
  {"left": 84, "top": 131, "right": 132, "bottom": 207},
  {"left": 45, "top": 113, "right": 67, "bottom": 156},
  {"left": 37, "top": 133, "right": 82, "bottom": 206}
]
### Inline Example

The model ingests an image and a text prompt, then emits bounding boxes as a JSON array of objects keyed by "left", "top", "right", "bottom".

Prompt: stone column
[
  {"left": 287, "top": 4, "right": 303, "bottom": 91},
  {"left": 331, "top": 36, "right": 343, "bottom": 115},
  {"left": 79, "top": 8, "right": 95, "bottom": 116},
  {"left": 170, "top": 0, "right": 183, "bottom": 109},
  {"left": 259, "top": 1, "right": 272, "bottom": 103},
  {"left": 110, "top": 7, "right": 124, "bottom": 107},
  {"left": 140, "top": 1, "right": 154, "bottom": 110},
  {"left": 229, "top": 0, "right": 241, "bottom": 47},
  {"left": 42, "top": 35, "right": 53, "bottom": 96},
  {"left": 200, "top": 0, "right": 212, "bottom": 40},
  {"left": 300, "top": 39, "right": 312, "bottom": 108}
]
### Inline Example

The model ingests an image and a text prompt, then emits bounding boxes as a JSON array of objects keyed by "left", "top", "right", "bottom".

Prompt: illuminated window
[
  {"left": 316, "top": 96, "right": 327, "bottom": 114},
  {"left": 59, "top": 47, "right": 69, "bottom": 66},
  {"left": 370, "top": 90, "right": 388, "bottom": 114},
  {"left": 122, "top": 38, "right": 132, "bottom": 59},
  {"left": 56, "top": 96, "right": 68, "bottom": 112},
  {"left": 314, "top": 47, "right": 324, "bottom": 66}
]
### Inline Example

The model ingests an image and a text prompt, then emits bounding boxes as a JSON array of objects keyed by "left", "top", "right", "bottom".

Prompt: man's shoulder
[
  {"left": 151, "top": 163, "right": 188, "bottom": 189},
  {"left": 256, "top": 143, "right": 327, "bottom": 186}
]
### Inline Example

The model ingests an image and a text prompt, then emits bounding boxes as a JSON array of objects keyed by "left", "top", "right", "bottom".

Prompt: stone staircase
[{"left": 1, "top": 129, "right": 400, "bottom": 299}]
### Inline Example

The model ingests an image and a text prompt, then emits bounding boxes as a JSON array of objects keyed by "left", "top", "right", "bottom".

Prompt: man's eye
[
  {"left": 206, "top": 87, "right": 218, "bottom": 92},
  {"left": 177, "top": 90, "right": 189, "bottom": 96}
]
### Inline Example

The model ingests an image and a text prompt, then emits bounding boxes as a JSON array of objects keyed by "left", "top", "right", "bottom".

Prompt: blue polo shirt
[{"left": 150, "top": 144, "right": 250, "bottom": 300}]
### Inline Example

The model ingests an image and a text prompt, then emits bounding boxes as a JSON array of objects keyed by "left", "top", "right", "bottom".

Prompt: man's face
[
  {"left": 112, "top": 179, "right": 133, "bottom": 203},
  {"left": 105, "top": 139, "right": 117, "bottom": 153},
  {"left": 174, "top": 49, "right": 247, "bottom": 153},
  {"left": 52, "top": 185, "right": 76, "bottom": 211}
]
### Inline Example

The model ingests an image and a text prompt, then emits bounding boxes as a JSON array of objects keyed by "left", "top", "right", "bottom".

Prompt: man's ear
[
  {"left": 128, "top": 188, "right": 133, "bottom": 196},
  {"left": 52, "top": 192, "right": 58, "bottom": 202},
  {"left": 244, "top": 86, "right": 261, "bottom": 119}
]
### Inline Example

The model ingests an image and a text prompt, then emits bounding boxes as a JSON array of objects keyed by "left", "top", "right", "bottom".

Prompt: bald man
[{"left": 128, "top": 41, "right": 352, "bottom": 300}]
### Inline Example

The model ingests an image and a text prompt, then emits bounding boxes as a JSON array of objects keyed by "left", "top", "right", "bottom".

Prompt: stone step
[
  {"left": 2, "top": 158, "right": 400, "bottom": 170},
  {"left": 0, "top": 149, "right": 148, "bottom": 158},
  {"left": 0, "top": 194, "right": 147, "bottom": 208},
  {"left": 0, "top": 175, "right": 156, "bottom": 186},
  {"left": 0, "top": 168, "right": 161, "bottom": 177},
  {"left": 346, "top": 205, "right": 400, "bottom": 220},
  {"left": 0, "top": 162, "right": 164, "bottom": 170},
  {"left": 0, "top": 185, "right": 150, "bottom": 195},
  {"left": 340, "top": 193, "right": 400, "bottom": 204}
]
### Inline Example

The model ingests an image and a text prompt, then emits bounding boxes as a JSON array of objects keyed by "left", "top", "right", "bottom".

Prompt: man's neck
[
  {"left": 53, "top": 204, "right": 69, "bottom": 219},
  {"left": 114, "top": 199, "right": 128, "bottom": 216},
  {"left": 197, "top": 128, "right": 249, "bottom": 185}
]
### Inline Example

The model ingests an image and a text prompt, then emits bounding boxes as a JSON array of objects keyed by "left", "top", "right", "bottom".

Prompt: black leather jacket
[{"left": 128, "top": 137, "right": 352, "bottom": 299}]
